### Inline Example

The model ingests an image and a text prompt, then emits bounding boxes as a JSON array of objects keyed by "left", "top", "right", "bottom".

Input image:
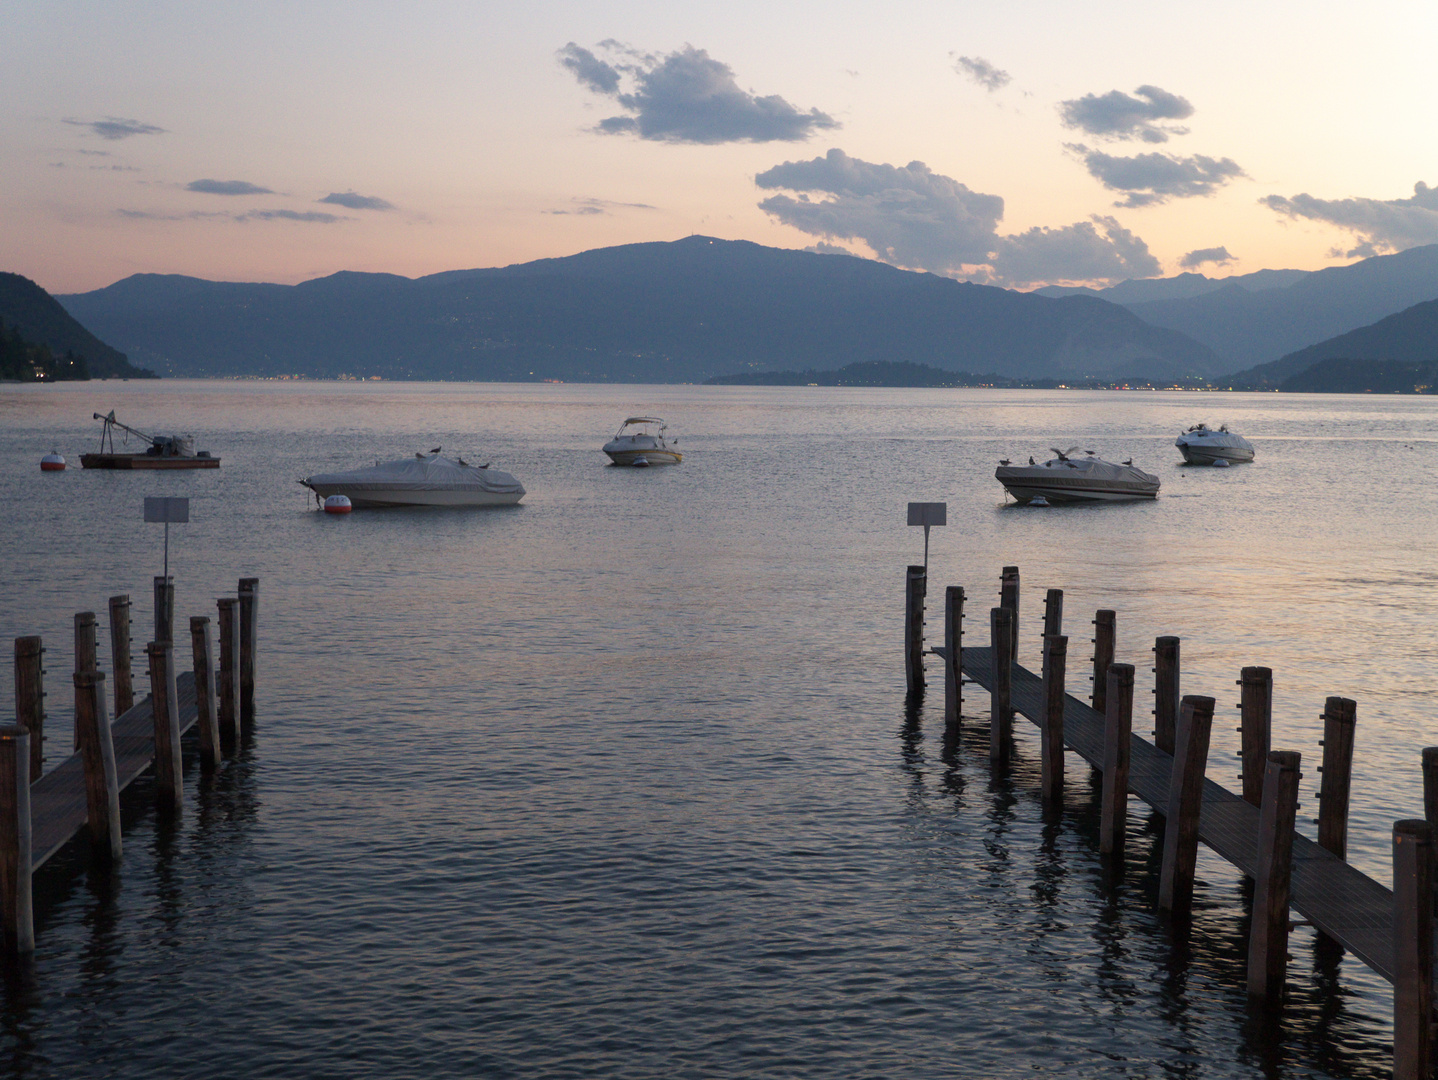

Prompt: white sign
[{"left": 144, "top": 496, "right": 190, "bottom": 523}]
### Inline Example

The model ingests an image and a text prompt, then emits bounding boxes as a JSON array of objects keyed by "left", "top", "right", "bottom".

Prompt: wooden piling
[
  {"left": 1040, "top": 635, "right": 1067, "bottom": 802},
  {"left": 73, "top": 611, "right": 98, "bottom": 749},
  {"left": 13, "top": 636, "right": 45, "bottom": 783},
  {"left": 217, "top": 598, "right": 240, "bottom": 747},
  {"left": 1099, "top": 663, "right": 1135, "bottom": 855},
  {"left": 108, "top": 595, "right": 134, "bottom": 717},
  {"left": 1041, "top": 588, "right": 1063, "bottom": 642},
  {"left": 1238, "top": 666, "right": 1272, "bottom": 808},
  {"left": 1158, "top": 694, "right": 1215, "bottom": 915},
  {"left": 1317, "top": 697, "right": 1356, "bottom": 860},
  {"left": 1247, "top": 750, "right": 1300, "bottom": 1005},
  {"left": 145, "top": 642, "right": 183, "bottom": 813},
  {"left": 1152, "top": 636, "right": 1180, "bottom": 756},
  {"left": 1090, "top": 609, "right": 1115, "bottom": 714},
  {"left": 72, "top": 671, "right": 121, "bottom": 863},
  {"left": 1393, "top": 819, "right": 1434, "bottom": 1080},
  {"left": 999, "top": 566, "right": 1019, "bottom": 663},
  {"left": 944, "top": 586, "right": 964, "bottom": 739},
  {"left": 1423, "top": 748, "right": 1438, "bottom": 911},
  {"left": 153, "top": 575, "right": 174, "bottom": 645},
  {"left": 189, "top": 617, "right": 221, "bottom": 771},
  {"left": 989, "top": 607, "right": 1013, "bottom": 764},
  {"left": 239, "top": 577, "right": 259, "bottom": 722},
  {"left": 0, "top": 725, "right": 34, "bottom": 955},
  {"left": 904, "top": 566, "right": 926, "bottom": 695}
]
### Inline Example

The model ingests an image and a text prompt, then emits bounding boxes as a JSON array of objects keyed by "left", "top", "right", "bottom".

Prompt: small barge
[{"left": 80, "top": 410, "right": 219, "bottom": 469}]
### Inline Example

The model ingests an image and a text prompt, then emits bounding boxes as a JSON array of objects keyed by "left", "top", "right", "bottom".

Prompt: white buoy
[
  {"left": 40, "top": 451, "right": 65, "bottom": 472},
  {"left": 323, "top": 494, "right": 353, "bottom": 514},
  {"left": 1212, "top": 458, "right": 1231, "bottom": 468},
  {"left": 631, "top": 456, "right": 650, "bottom": 468},
  {"left": 1029, "top": 496, "right": 1050, "bottom": 507}
]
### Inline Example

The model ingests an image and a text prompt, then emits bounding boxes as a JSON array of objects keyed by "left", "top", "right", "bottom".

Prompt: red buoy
[
  {"left": 323, "top": 494, "right": 353, "bottom": 514},
  {"left": 40, "top": 452, "right": 66, "bottom": 471}
]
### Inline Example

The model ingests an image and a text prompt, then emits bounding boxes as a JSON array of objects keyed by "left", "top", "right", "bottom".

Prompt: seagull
[
  {"left": 999, "top": 458, "right": 1012, "bottom": 465},
  {"left": 429, "top": 446, "right": 441, "bottom": 454},
  {"left": 1122, "top": 458, "right": 1133, "bottom": 466},
  {"left": 1028, "top": 457, "right": 1035, "bottom": 465}
]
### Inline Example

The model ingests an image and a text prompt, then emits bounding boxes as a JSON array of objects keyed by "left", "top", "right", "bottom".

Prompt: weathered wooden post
[
  {"left": 1090, "top": 610, "right": 1115, "bottom": 714},
  {"left": 239, "top": 577, "right": 259, "bottom": 722},
  {"left": 72, "top": 671, "right": 122, "bottom": 862},
  {"left": 145, "top": 641, "right": 183, "bottom": 814},
  {"left": 1041, "top": 588, "right": 1063, "bottom": 642},
  {"left": 1316, "top": 697, "right": 1355, "bottom": 860},
  {"left": 217, "top": 598, "right": 240, "bottom": 748},
  {"left": 944, "top": 586, "right": 964, "bottom": 739},
  {"left": 1238, "top": 667, "right": 1272, "bottom": 807},
  {"left": 1099, "top": 663, "right": 1135, "bottom": 855},
  {"left": 189, "top": 616, "right": 221, "bottom": 771},
  {"left": 153, "top": 575, "right": 175, "bottom": 645},
  {"left": 13, "top": 636, "right": 45, "bottom": 783},
  {"left": 904, "top": 566, "right": 926, "bottom": 695},
  {"left": 108, "top": 594, "right": 134, "bottom": 716},
  {"left": 74, "top": 611, "right": 98, "bottom": 749},
  {"left": 999, "top": 566, "right": 1020, "bottom": 663},
  {"left": 1393, "top": 819, "right": 1433, "bottom": 1080},
  {"left": 1152, "top": 636, "right": 1180, "bottom": 756},
  {"left": 0, "top": 724, "right": 34, "bottom": 956},
  {"left": 1040, "top": 635, "right": 1067, "bottom": 802},
  {"left": 990, "top": 607, "right": 1013, "bottom": 765},
  {"left": 1424, "top": 747, "right": 1438, "bottom": 911},
  {"left": 1247, "top": 750, "right": 1300, "bottom": 1006},
  {"left": 1158, "top": 695, "right": 1215, "bottom": 915}
]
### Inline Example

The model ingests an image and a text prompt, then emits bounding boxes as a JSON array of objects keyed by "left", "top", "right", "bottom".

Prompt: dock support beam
[
  {"left": 14, "top": 636, "right": 45, "bottom": 784},
  {"left": 74, "top": 612, "right": 98, "bottom": 749},
  {"left": 0, "top": 725, "right": 34, "bottom": 956},
  {"left": 108, "top": 594, "right": 134, "bottom": 716},
  {"left": 1158, "top": 695, "right": 1215, "bottom": 915},
  {"left": 1153, "top": 636, "right": 1180, "bottom": 756},
  {"left": 153, "top": 575, "right": 174, "bottom": 646},
  {"left": 1238, "top": 667, "right": 1272, "bottom": 807},
  {"left": 999, "top": 567, "right": 1019, "bottom": 663},
  {"left": 944, "top": 586, "right": 964, "bottom": 739},
  {"left": 1090, "top": 610, "right": 1115, "bottom": 715},
  {"left": 989, "top": 607, "right": 1013, "bottom": 765},
  {"left": 217, "top": 598, "right": 240, "bottom": 750},
  {"left": 904, "top": 566, "right": 926, "bottom": 695},
  {"left": 239, "top": 577, "right": 259, "bottom": 723},
  {"left": 1040, "top": 635, "right": 1067, "bottom": 802},
  {"left": 146, "top": 642, "right": 183, "bottom": 814},
  {"left": 1041, "top": 589, "right": 1063, "bottom": 643},
  {"left": 1393, "top": 819, "right": 1433, "bottom": 1080},
  {"left": 73, "top": 671, "right": 122, "bottom": 863},
  {"left": 1317, "top": 697, "right": 1356, "bottom": 860},
  {"left": 189, "top": 617, "right": 221, "bottom": 771},
  {"left": 1099, "top": 663, "right": 1135, "bottom": 855},
  {"left": 1247, "top": 750, "right": 1300, "bottom": 1006}
]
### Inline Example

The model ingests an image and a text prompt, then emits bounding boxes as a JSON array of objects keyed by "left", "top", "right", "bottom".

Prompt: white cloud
[
  {"left": 1179, "top": 246, "right": 1234, "bottom": 269},
  {"left": 992, "top": 216, "right": 1162, "bottom": 287},
  {"left": 1261, "top": 182, "right": 1438, "bottom": 256},
  {"left": 953, "top": 55, "right": 1010, "bottom": 92},
  {"left": 1070, "top": 146, "right": 1246, "bottom": 207},
  {"left": 1058, "top": 85, "right": 1193, "bottom": 143}
]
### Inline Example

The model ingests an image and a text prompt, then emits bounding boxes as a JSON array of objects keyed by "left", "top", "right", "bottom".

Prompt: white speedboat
[
  {"left": 1175, "top": 424, "right": 1254, "bottom": 465},
  {"left": 603, "top": 417, "right": 682, "bottom": 466},
  {"left": 996, "top": 448, "right": 1160, "bottom": 504},
  {"left": 300, "top": 451, "right": 524, "bottom": 507}
]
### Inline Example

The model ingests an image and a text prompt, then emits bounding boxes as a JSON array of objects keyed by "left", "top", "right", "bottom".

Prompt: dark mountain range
[
  {"left": 1035, "top": 267, "right": 1309, "bottom": 305},
  {"left": 1229, "top": 297, "right": 1438, "bottom": 388},
  {"left": 1279, "top": 358, "right": 1438, "bottom": 393},
  {"left": 57, "top": 237, "right": 1221, "bottom": 382},
  {"left": 0, "top": 272, "right": 153, "bottom": 379}
]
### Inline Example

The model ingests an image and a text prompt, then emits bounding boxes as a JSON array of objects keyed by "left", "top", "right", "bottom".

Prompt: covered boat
[
  {"left": 1175, "top": 424, "right": 1255, "bottom": 464},
  {"left": 300, "top": 451, "right": 524, "bottom": 507},
  {"left": 603, "top": 417, "right": 682, "bottom": 466},
  {"left": 996, "top": 448, "right": 1160, "bottom": 504}
]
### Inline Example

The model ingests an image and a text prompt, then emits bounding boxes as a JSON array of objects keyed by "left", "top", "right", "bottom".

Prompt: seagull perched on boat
[
  {"left": 430, "top": 446, "right": 441, "bottom": 454},
  {"left": 1122, "top": 458, "right": 1133, "bottom": 466},
  {"left": 1028, "top": 457, "right": 1035, "bottom": 465},
  {"left": 999, "top": 458, "right": 1012, "bottom": 465}
]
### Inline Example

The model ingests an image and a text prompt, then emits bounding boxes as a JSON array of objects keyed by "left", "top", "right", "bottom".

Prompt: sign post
[
  {"left": 144, "top": 496, "right": 190, "bottom": 581},
  {"left": 907, "top": 502, "right": 946, "bottom": 573}
]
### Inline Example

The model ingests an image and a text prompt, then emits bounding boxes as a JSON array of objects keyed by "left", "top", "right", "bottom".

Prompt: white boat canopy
[{"left": 303, "top": 454, "right": 524, "bottom": 496}]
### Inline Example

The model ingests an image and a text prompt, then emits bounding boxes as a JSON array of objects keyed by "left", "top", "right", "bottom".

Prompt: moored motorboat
[
  {"left": 300, "top": 450, "right": 524, "bottom": 507},
  {"left": 1175, "top": 423, "right": 1254, "bottom": 464},
  {"left": 80, "top": 410, "right": 219, "bottom": 469},
  {"left": 603, "top": 417, "right": 681, "bottom": 466},
  {"left": 996, "top": 447, "right": 1160, "bottom": 504}
]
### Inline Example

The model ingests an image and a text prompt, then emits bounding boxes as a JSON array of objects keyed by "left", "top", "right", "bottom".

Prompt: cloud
[
  {"left": 238, "top": 209, "right": 343, "bottom": 223},
  {"left": 64, "top": 116, "right": 167, "bottom": 140},
  {"left": 319, "top": 191, "right": 395, "bottom": 211},
  {"left": 805, "top": 241, "right": 857, "bottom": 256},
  {"left": 541, "top": 196, "right": 658, "bottom": 216},
  {"left": 1260, "top": 181, "right": 1438, "bottom": 256},
  {"left": 119, "top": 208, "right": 343, "bottom": 223},
  {"left": 558, "top": 41, "right": 838, "bottom": 144},
  {"left": 118, "top": 209, "right": 227, "bottom": 221},
  {"left": 953, "top": 55, "right": 1011, "bottom": 92},
  {"left": 1179, "top": 246, "right": 1234, "bottom": 269},
  {"left": 1058, "top": 85, "right": 1193, "bottom": 143},
  {"left": 1069, "top": 146, "right": 1246, "bottom": 206},
  {"left": 992, "top": 216, "right": 1162, "bottom": 287},
  {"left": 187, "top": 179, "right": 275, "bottom": 196}
]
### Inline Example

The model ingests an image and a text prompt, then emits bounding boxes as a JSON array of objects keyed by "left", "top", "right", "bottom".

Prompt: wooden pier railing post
[
  {"left": 1041, "top": 588, "right": 1063, "bottom": 642},
  {"left": 145, "top": 642, "right": 183, "bottom": 814},
  {"left": 14, "top": 636, "right": 46, "bottom": 783},
  {"left": 1090, "top": 610, "right": 1115, "bottom": 714},
  {"left": 189, "top": 617, "right": 221, "bottom": 771},
  {"left": 944, "top": 586, "right": 964, "bottom": 738},
  {"left": 217, "top": 598, "right": 240, "bottom": 748},
  {"left": 108, "top": 594, "right": 134, "bottom": 716},
  {"left": 74, "top": 611, "right": 98, "bottom": 749},
  {"left": 1099, "top": 663, "right": 1135, "bottom": 855},
  {"left": 73, "top": 671, "right": 122, "bottom": 863},
  {"left": 1158, "top": 695, "right": 1215, "bottom": 915},
  {"left": 1152, "top": 636, "right": 1180, "bottom": 756},
  {"left": 1040, "top": 635, "right": 1067, "bottom": 802},
  {"left": 1424, "top": 747, "right": 1438, "bottom": 912},
  {"left": 0, "top": 725, "right": 34, "bottom": 956},
  {"left": 1238, "top": 666, "right": 1272, "bottom": 807},
  {"left": 1247, "top": 750, "right": 1300, "bottom": 1006},
  {"left": 1393, "top": 819, "right": 1434, "bottom": 1080},
  {"left": 153, "top": 575, "right": 174, "bottom": 645},
  {"left": 990, "top": 607, "right": 1014, "bottom": 765},
  {"left": 1317, "top": 697, "right": 1356, "bottom": 859},
  {"left": 904, "top": 566, "right": 926, "bottom": 695},
  {"left": 238, "top": 577, "right": 259, "bottom": 722},
  {"left": 999, "top": 566, "right": 1019, "bottom": 663}
]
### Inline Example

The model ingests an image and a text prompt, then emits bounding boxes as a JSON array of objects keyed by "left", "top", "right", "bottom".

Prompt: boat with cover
[
  {"left": 81, "top": 410, "right": 219, "bottom": 469},
  {"left": 996, "top": 448, "right": 1160, "bottom": 504},
  {"left": 1175, "top": 423, "right": 1255, "bottom": 464},
  {"left": 300, "top": 450, "right": 524, "bottom": 507},
  {"left": 603, "top": 417, "right": 682, "bottom": 467}
]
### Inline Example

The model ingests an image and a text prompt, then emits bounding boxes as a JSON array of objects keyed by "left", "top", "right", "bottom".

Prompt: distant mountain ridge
[
  {"left": 0, "top": 273, "right": 153, "bottom": 379},
  {"left": 57, "top": 237, "right": 1221, "bottom": 383}
]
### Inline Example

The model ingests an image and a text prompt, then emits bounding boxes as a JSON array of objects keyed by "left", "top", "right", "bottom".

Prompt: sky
[{"left": 5, "top": 0, "right": 1438, "bottom": 294}]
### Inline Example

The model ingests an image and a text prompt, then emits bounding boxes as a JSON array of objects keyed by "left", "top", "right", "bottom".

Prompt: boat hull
[
  {"left": 604, "top": 449, "right": 682, "bottom": 466},
  {"left": 302, "top": 484, "right": 523, "bottom": 508},
  {"left": 81, "top": 453, "right": 220, "bottom": 469},
  {"left": 1177, "top": 444, "right": 1255, "bottom": 464},
  {"left": 999, "top": 479, "right": 1158, "bottom": 504}
]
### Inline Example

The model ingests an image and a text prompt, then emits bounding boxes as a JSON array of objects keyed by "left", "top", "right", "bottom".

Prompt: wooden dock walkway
[{"left": 941, "top": 644, "right": 1397, "bottom": 983}]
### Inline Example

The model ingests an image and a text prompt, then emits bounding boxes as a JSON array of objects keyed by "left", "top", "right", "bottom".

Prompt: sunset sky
[{"left": 6, "top": 0, "right": 1438, "bottom": 294}]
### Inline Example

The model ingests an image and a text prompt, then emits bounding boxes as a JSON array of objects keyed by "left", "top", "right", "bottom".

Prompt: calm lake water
[{"left": 0, "top": 380, "right": 1435, "bottom": 1078}]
